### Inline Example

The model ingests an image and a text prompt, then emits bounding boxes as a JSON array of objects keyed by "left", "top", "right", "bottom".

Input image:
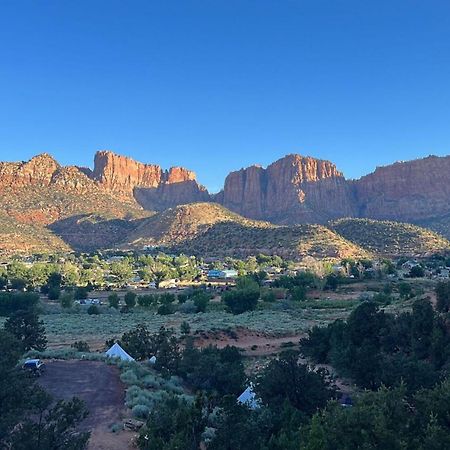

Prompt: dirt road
[{"left": 39, "top": 360, "right": 134, "bottom": 450}]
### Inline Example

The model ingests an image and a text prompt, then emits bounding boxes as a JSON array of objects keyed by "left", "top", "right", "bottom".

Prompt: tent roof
[
  {"left": 105, "top": 343, "right": 135, "bottom": 361},
  {"left": 237, "top": 386, "right": 260, "bottom": 410}
]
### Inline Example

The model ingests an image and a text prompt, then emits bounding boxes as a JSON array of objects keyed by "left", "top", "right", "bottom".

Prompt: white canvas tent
[
  {"left": 105, "top": 343, "right": 135, "bottom": 362},
  {"left": 237, "top": 386, "right": 260, "bottom": 410}
]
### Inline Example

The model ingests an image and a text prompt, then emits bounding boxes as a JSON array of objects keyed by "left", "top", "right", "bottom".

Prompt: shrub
[
  {"left": 132, "top": 404, "right": 150, "bottom": 419},
  {"left": 261, "top": 289, "right": 276, "bottom": 302},
  {"left": 180, "top": 321, "right": 191, "bottom": 335},
  {"left": 60, "top": 293, "right": 74, "bottom": 309},
  {"left": 74, "top": 287, "right": 89, "bottom": 300},
  {"left": 138, "top": 294, "right": 154, "bottom": 307},
  {"left": 48, "top": 286, "right": 61, "bottom": 300},
  {"left": 87, "top": 305, "right": 100, "bottom": 315},
  {"left": 177, "top": 294, "right": 188, "bottom": 304},
  {"left": 222, "top": 288, "right": 260, "bottom": 314},
  {"left": 71, "top": 341, "right": 90, "bottom": 352},
  {"left": 124, "top": 291, "right": 137, "bottom": 308},
  {"left": 178, "top": 300, "right": 197, "bottom": 314},
  {"left": 157, "top": 303, "right": 174, "bottom": 315},
  {"left": 108, "top": 293, "right": 120, "bottom": 309},
  {"left": 193, "top": 291, "right": 209, "bottom": 313},
  {"left": 121, "top": 369, "right": 139, "bottom": 385}
]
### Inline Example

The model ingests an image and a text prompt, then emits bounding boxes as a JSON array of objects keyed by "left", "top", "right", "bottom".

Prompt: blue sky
[{"left": 1, "top": 1, "right": 450, "bottom": 192}]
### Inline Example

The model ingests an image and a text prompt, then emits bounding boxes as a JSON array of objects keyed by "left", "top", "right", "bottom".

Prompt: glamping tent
[
  {"left": 105, "top": 343, "right": 135, "bottom": 362},
  {"left": 237, "top": 386, "right": 260, "bottom": 410}
]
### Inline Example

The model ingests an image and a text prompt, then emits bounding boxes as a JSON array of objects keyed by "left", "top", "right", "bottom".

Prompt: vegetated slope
[
  {"left": 48, "top": 214, "right": 150, "bottom": 252},
  {"left": 122, "top": 202, "right": 369, "bottom": 260},
  {"left": 175, "top": 222, "right": 370, "bottom": 260},
  {"left": 122, "top": 202, "right": 271, "bottom": 246},
  {"left": 414, "top": 214, "right": 450, "bottom": 241},
  {"left": 0, "top": 212, "right": 70, "bottom": 255},
  {"left": 330, "top": 218, "right": 450, "bottom": 257}
]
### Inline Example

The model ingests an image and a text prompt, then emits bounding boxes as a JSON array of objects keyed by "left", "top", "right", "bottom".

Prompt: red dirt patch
[
  {"left": 39, "top": 360, "right": 134, "bottom": 450},
  {"left": 194, "top": 327, "right": 304, "bottom": 357}
]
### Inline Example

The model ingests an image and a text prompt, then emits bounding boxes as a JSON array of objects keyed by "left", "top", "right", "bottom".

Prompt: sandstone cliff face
[
  {"left": 354, "top": 156, "right": 450, "bottom": 222},
  {"left": 0, "top": 153, "right": 60, "bottom": 188},
  {"left": 92, "top": 150, "right": 209, "bottom": 210},
  {"left": 219, "top": 154, "right": 357, "bottom": 223}
]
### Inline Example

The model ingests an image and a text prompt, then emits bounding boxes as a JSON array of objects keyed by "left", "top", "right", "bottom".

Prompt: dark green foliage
[
  {"left": 10, "top": 278, "right": 27, "bottom": 290},
  {"left": 137, "top": 396, "right": 206, "bottom": 450},
  {"left": 398, "top": 282, "right": 413, "bottom": 299},
  {"left": 60, "top": 293, "right": 74, "bottom": 309},
  {"left": 208, "top": 397, "right": 267, "bottom": 450},
  {"left": 159, "top": 293, "right": 176, "bottom": 304},
  {"left": 300, "top": 299, "right": 450, "bottom": 392},
  {"left": 179, "top": 342, "right": 245, "bottom": 396},
  {"left": 124, "top": 291, "right": 137, "bottom": 308},
  {"left": 192, "top": 290, "right": 210, "bottom": 312},
  {"left": 4, "top": 309, "right": 47, "bottom": 351},
  {"left": 120, "top": 326, "right": 180, "bottom": 373},
  {"left": 409, "top": 265, "right": 425, "bottom": 277},
  {"left": 120, "top": 323, "right": 152, "bottom": 360},
  {"left": 74, "top": 286, "right": 89, "bottom": 300},
  {"left": 300, "top": 382, "right": 450, "bottom": 450},
  {"left": 255, "top": 350, "right": 335, "bottom": 415},
  {"left": 71, "top": 341, "right": 90, "bottom": 352},
  {"left": 0, "top": 275, "right": 8, "bottom": 290},
  {"left": 436, "top": 280, "right": 450, "bottom": 312},
  {"left": 0, "top": 330, "right": 35, "bottom": 443},
  {"left": 157, "top": 303, "right": 174, "bottom": 315},
  {"left": 222, "top": 281, "right": 260, "bottom": 315},
  {"left": 0, "top": 291, "right": 39, "bottom": 316},
  {"left": 108, "top": 292, "right": 120, "bottom": 309},
  {"left": 137, "top": 294, "right": 154, "bottom": 307},
  {"left": 47, "top": 286, "right": 61, "bottom": 300},
  {"left": 290, "top": 285, "right": 306, "bottom": 301},
  {"left": 10, "top": 393, "right": 90, "bottom": 450},
  {"left": 261, "top": 289, "right": 276, "bottom": 302},
  {"left": 323, "top": 273, "right": 339, "bottom": 291},
  {"left": 87, "top": 304, "right": 99, "bottom": 315},
  {"left": 180, "top": 321, "right": 191, "bottom": 335},
  {"left": 177, "top": 293, "right": 188, "bottom": 304}
]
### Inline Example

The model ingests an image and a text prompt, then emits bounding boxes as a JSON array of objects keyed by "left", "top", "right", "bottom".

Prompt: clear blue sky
[{"left": 1, "top": 1, "right": 450, "bottom": 192}]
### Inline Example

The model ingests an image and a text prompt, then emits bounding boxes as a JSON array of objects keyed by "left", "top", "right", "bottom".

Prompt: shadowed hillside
[
  {"left": 121, "top": 203, "right": 369, "bottom": 260},
  {"left": 330, "top": 218, "right": 450, "bottom": 257}
]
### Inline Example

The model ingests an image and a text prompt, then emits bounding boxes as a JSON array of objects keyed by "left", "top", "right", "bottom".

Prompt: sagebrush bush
[{"left": 132, "top": 404, "right": 150, "bottom": 419}]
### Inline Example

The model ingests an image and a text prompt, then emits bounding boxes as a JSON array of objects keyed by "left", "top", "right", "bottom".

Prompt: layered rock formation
[
  {"left": 0, "top": 153, "right": 60, "bottom": 188},
  {"left": 217, "top": 154, "right": 357, "bottom": 223},
  {"left": 92, "top": 150, "right": 210, "bottom": 209},
  {"left": 354, "top": 155, "right": 450, "bottom": 222}
]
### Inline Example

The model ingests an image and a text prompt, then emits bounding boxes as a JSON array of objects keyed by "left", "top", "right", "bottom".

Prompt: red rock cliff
[
  {"left": 219, "top": 154, "right": 357, "bottom": 223},
  {"left": 354, "top": 155, "right": 450, "bottom": 222},
  {"left": 92, "top": 151, "right": 209, "bottom": 209},
  {"left": 0, "top": 153, "right": 60, "bottom": 188}
]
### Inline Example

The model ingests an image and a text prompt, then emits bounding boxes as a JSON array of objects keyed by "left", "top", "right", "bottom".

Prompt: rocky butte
[
  {"left": 1, "top": 150, "right": 450, "bottom": 232},
  {"left": 92, "top": 150, "right": 210, "bottom": 209},
  {"left": 215, "top": 154, "right": 357, "bottom": 223}
]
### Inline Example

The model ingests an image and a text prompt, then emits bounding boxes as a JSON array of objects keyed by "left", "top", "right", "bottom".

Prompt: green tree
[
  {"left": 436, "top": 281, "right": 450, "bottom": 312},
  {"left": 124, "top": 291, "right": 137, "bottom": 308},
  {"left": 180, "top": 321, "right": 191, "bottom": 336},
  {"left": 255, "top": 350, "right": 335, "bottom": 415},
  {"left": 10, "top": 393, "right": 90, "bottom": 450},
  {"left": 108, "top": 293, "right": 120, "bottom": 309},
  {"left": 222, "top": 285, "right": 260, "bottom": 315},
  {"left": 4, "top": 309, "right": 47, "bottom": 351},
  {"left": 60, "top": 293, "right": 74, "bottom": 309},
  {"left": 0, "top": 330, "right": 35, "bottom": 443},
  {"left": 137, "top": 396, "right": 206, "bottom": 450},
  {"left": 87, "top": 305, "right": 99, "bottom": 315}
]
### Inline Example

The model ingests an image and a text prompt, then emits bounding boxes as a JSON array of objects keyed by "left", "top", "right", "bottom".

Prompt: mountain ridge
[{"left": 1, "top": 150, "right": 450, "bottom": 255}]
